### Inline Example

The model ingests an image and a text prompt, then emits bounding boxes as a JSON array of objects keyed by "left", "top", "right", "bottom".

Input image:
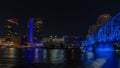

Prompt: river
[{"left": 0, "top": 48, "right": 119, "bottom": 68}]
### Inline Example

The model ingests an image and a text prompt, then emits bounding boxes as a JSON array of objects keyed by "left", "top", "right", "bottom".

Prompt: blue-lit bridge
[{"left": 82, "top": 12, "right": 120, "bottom": 52}]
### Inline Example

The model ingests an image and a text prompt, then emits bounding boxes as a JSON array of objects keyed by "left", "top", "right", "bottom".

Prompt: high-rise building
[
  {"left": 97, "top": 14, "right": 111, "bottom": 26},
  {"left": 3, "top": 18, "right": 21, "bottom": 46},
  {"left": 88, "top": 24, "right": 98, "bottom": 35},
  {"left": 87, "top": 14, "right": 112, "bottom": 38},
  {"left": 28, "top": 18, "right": 43, "bottom": 44},
  {"left": 5, "top": 18, "right": 19, "bottom": 38}
]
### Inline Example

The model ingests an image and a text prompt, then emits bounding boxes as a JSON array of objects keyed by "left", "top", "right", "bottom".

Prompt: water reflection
[
  {"left": 0, "top": 48, "right": 17, "bottom": 58},
  {"left": 95, "top": 52, "right": 119, "bottom": 68},
  {"left": 23, "top": 48, "right": 66, "bottom": 63},
  {"left": 82, "top": 51, "right": 120, "bottom": 68},
  {"left": 0, "top": 48, "right": 119, "bottom": 68},
  {"left": 0, "top": 48, "right": 17, "bottom": 68},
  {"left": 47, "top": 49, "right": 65, "bottom": 63}
]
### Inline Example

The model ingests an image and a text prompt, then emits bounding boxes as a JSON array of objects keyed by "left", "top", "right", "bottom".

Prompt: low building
[{"left": 63, "top": 36, "right": 83, "bottom": 46}]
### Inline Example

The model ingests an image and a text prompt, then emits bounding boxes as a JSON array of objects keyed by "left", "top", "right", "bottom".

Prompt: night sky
[{"left": 0, "top": 0, "right": 120, "bottom": 37}]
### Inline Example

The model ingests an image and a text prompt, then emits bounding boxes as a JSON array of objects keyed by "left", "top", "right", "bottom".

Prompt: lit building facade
[
  {"left": 5, "top": 18, "right": 19, "bottom": 38},
  {"left": 3, "top": 18, "right": 21, "bottom": 46},
  {"left": 97, "top": 14, "right": 111, "bottom": 26},
  {"left": 28, "top": 18, "right": 43, "bottom": 44},
  {"left": 63, "top": 36, "right": 83, "bottom": 45},
  {"left": 87, "top": 14, "right": 112, "bottom": 37},
  {"left": 88, "top": 24, "right": 98, "bottom": 35}
]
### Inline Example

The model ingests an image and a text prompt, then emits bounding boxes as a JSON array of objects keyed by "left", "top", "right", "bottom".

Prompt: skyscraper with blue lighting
[{"left": 28, "top": 18, "right": 43, "bottom": 45}]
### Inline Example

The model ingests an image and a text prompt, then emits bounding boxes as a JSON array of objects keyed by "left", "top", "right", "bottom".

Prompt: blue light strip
[
  {"left": 29, "top": 18, "right": 33, "bottom": 43},
  {"left": 95, "top": 43, "right": 114, "bottom": 52}
]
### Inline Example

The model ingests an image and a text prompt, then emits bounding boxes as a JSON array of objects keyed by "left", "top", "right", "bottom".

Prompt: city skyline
[
  {"left": 0, "top": 0, "right": 120, "bottom": 36},
  {"left": 0, "top": 1, "right": 119, "bottom": 68}
]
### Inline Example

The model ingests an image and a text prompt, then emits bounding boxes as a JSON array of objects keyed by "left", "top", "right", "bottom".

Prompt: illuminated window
[
  {"left": 8, "top": 26, "right": 11, "bottom": 28},
  {"left": 37, "top": 26, "right": 39, "bottom": 28}
]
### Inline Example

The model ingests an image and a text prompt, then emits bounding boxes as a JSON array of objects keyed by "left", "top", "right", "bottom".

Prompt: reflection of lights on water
[
  {"left": 34, "top": 48, "right": 39, "bottom": 59},
  {"left": 94, "top": 51, "right": 119, "bottom": 68},
  {"left": 71, "top": 49, "right": 75, "bottom": 60},
  {"left": 118, "top": 59, "right": 120, "bottom": 68},
  {"left": 33, "top": 48, "right": 39, "bottom": 63},
  {"left": 86, "top": 52, "right": 94, "bottom": 63},
  {"left": 86, "top": 52, "right": 94, "bottom": 59},
  {"left": 43, "top": 49, "right": 47, "bottom": 59},
  {"left": 83, "top": 52, "right": 107, "bottom": 68},
  {"left": 92, "top": 58, "right": 106, "bottom": 68},
  {"left": 25, "top": 49, "right": 66, "bottom": 67},
  {"left": 8, "top": 48, "right": 16, "bottom": 58},
  {"left": 47, "top": 49, "right": 65, "bottom": 63},
  {"left": 94, "top": 44, "right": 120, "bottom": 68},
  {"left": 51, "top": 49, "right": 58, "bottom": 59},
  {"left": 50, "top": 49, "right": 59, "bottom": 63},
  {"left": 81, "top": 52, "right": 95, "bottom": 64},
  {"left": 33, "top": 48, "right": 43, "bottom": 63},
  {"left": 0, "top": 48, "right": 16, "bottom": 68},
  {"left": 0, "top": 63, "right": 15, "bottom": 68},
  {"left": 82, "top": 51, "right": 115, "bottom": 68},
  {"left": 27, "top": 48, "right": 34, "bottom": 62}
]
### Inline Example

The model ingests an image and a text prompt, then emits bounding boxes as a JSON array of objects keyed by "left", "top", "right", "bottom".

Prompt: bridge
[{"left": 82, "top": 12, "right": 120, "bottom": 52}]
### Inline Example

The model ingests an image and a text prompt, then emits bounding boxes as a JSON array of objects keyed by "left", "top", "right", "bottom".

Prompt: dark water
[{"left": 0, "top": 48, "right": 120, "bottom": 68}]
